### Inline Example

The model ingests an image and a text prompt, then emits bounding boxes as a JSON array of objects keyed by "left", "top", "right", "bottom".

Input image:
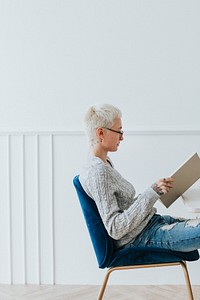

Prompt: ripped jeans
[{"left": 126, "top": 214, "right": 200, "bottom": 252}]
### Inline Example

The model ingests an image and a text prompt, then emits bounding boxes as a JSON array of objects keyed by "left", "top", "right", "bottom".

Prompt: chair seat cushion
[{"left": 106, "top": 247, "right": 199, "bottom": 268}]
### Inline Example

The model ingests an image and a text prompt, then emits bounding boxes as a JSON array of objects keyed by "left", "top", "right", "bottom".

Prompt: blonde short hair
[{"left": 84, "top": 103, "right": 122, "bottom": 142}]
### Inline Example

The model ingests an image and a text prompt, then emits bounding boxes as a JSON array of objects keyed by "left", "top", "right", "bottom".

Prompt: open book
[{"left": 160, "top": 153, "right": 200, "bottom": 208}]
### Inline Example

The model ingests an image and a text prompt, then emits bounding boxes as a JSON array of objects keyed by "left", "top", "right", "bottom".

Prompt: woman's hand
[{"left": 151, "top": 177, "right": 174, "bottom": 196}]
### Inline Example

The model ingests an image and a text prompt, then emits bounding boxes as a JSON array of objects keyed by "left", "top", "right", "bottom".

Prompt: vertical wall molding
[
  {"left": 36, "top": 135, "right": 41, "bottom": 285},
  {"left": 22, "top": 135, "right": 27, "bottom": 284},
  {"left": 50, "top": 134, "right": 55, "bottom": 285},
  {"left": 7, "top": 135, "right": 13, "bottom": 284},
  {"left": 1, "top": 133, "right": 63, "bottom": 284}
]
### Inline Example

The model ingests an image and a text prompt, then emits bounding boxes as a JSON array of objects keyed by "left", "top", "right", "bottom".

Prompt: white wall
[
  {"left": 0, "top": 0, "right": 200, "bottom": 286},
  {"left": 0, "top": 0, "right": 200, "bottom": 131}
]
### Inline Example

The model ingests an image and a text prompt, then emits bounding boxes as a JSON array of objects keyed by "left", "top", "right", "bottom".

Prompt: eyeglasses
[{"left": 103, "top": 127, "right": 124, "bottom": 135}]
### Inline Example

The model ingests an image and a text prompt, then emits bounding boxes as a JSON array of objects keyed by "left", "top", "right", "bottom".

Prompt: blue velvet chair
[{"left": 73, "top": 175, "right": 199, "bottom": 300}]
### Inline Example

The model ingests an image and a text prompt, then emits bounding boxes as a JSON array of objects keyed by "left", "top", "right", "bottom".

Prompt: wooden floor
[{"left": 0, "top": 285, "right": 199, "bottom": 300}]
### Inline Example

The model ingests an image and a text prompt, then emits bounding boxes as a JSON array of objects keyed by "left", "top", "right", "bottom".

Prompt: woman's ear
[{"left": 96, "top": 127, "right": 104, "bottom": 141}]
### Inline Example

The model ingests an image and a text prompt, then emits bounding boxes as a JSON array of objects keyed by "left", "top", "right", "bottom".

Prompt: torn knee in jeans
[
  {"left": 160, "top": 223, "right": 177, "bottom": 231},
  {"left": 173, "top": 216, "right": 187, "bottom": 221},
  {"left": 185, "top": 218, "right": 200, "bottom": 227},
  {"left": 160, "top": 218, "right": 200, "bottom": 230}
]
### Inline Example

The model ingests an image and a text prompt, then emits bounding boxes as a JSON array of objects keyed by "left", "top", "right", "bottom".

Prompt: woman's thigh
[{"left": 147, "top": 217, "right": 200, "bottom": 252}]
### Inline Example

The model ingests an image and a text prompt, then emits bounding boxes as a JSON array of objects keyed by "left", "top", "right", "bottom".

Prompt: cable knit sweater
[{"left": 79, "top": 156, "right": 160, "bottom": 248}]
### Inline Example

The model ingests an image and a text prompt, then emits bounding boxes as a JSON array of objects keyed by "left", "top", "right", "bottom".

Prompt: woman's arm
[{"left": 88, "top": 167, "right": 159, "bottom": 240}]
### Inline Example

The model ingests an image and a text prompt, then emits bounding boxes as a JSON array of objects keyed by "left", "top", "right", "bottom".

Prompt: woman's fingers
[{"left": 152, "top": 177, "right": 174, "bottom": 195}]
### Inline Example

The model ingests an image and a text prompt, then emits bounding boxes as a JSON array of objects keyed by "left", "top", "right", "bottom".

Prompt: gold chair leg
[
  {"left": 180, "top": 261, "right": 194, "bottom": 300},
  {"left": 97, "top": 268, "right": 113, "bottom": 300}
]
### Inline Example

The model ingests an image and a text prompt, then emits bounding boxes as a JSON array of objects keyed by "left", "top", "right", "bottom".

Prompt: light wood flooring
[{"left": 0, "top": 285, "right": 199, "bottom": 300}]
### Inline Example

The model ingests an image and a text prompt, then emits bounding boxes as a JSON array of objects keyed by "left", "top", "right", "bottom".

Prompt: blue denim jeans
[{"left": 126, "top": 214, "right": 200, "bottom": 252}]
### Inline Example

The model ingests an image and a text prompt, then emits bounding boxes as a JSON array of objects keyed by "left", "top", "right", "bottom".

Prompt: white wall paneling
[
  {"left": 0, "top": 130, "right": 200, "bottom": 285},
  {"left": 0, "top": 134, "right": 55, "bottom": 284}
]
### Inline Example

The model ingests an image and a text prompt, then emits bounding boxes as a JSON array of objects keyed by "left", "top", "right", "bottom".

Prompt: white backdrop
[
  {"left": 0, "top": 0, "right": 200, "bottom": 286},
  {"left": 0, "top": 0, "right": 199, "bottom": 131}
]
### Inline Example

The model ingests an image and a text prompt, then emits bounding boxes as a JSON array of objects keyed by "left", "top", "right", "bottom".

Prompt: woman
[{"left": 79, "top": 103, "right": 200, "bottom": 251}]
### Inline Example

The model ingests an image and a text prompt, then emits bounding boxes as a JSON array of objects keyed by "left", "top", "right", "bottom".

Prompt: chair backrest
[{"left": 73, "top": 175, "right": 114, "bottom": 268}]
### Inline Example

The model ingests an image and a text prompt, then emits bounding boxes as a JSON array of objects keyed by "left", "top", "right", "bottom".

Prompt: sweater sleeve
[{"left": 87, "top": 166, "right": 159, "bottom": 240}]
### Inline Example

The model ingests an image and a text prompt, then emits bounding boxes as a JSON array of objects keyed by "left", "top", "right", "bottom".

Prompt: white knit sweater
[{"left": 79, "top": 156, "right": 159, "bottom": 248}]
